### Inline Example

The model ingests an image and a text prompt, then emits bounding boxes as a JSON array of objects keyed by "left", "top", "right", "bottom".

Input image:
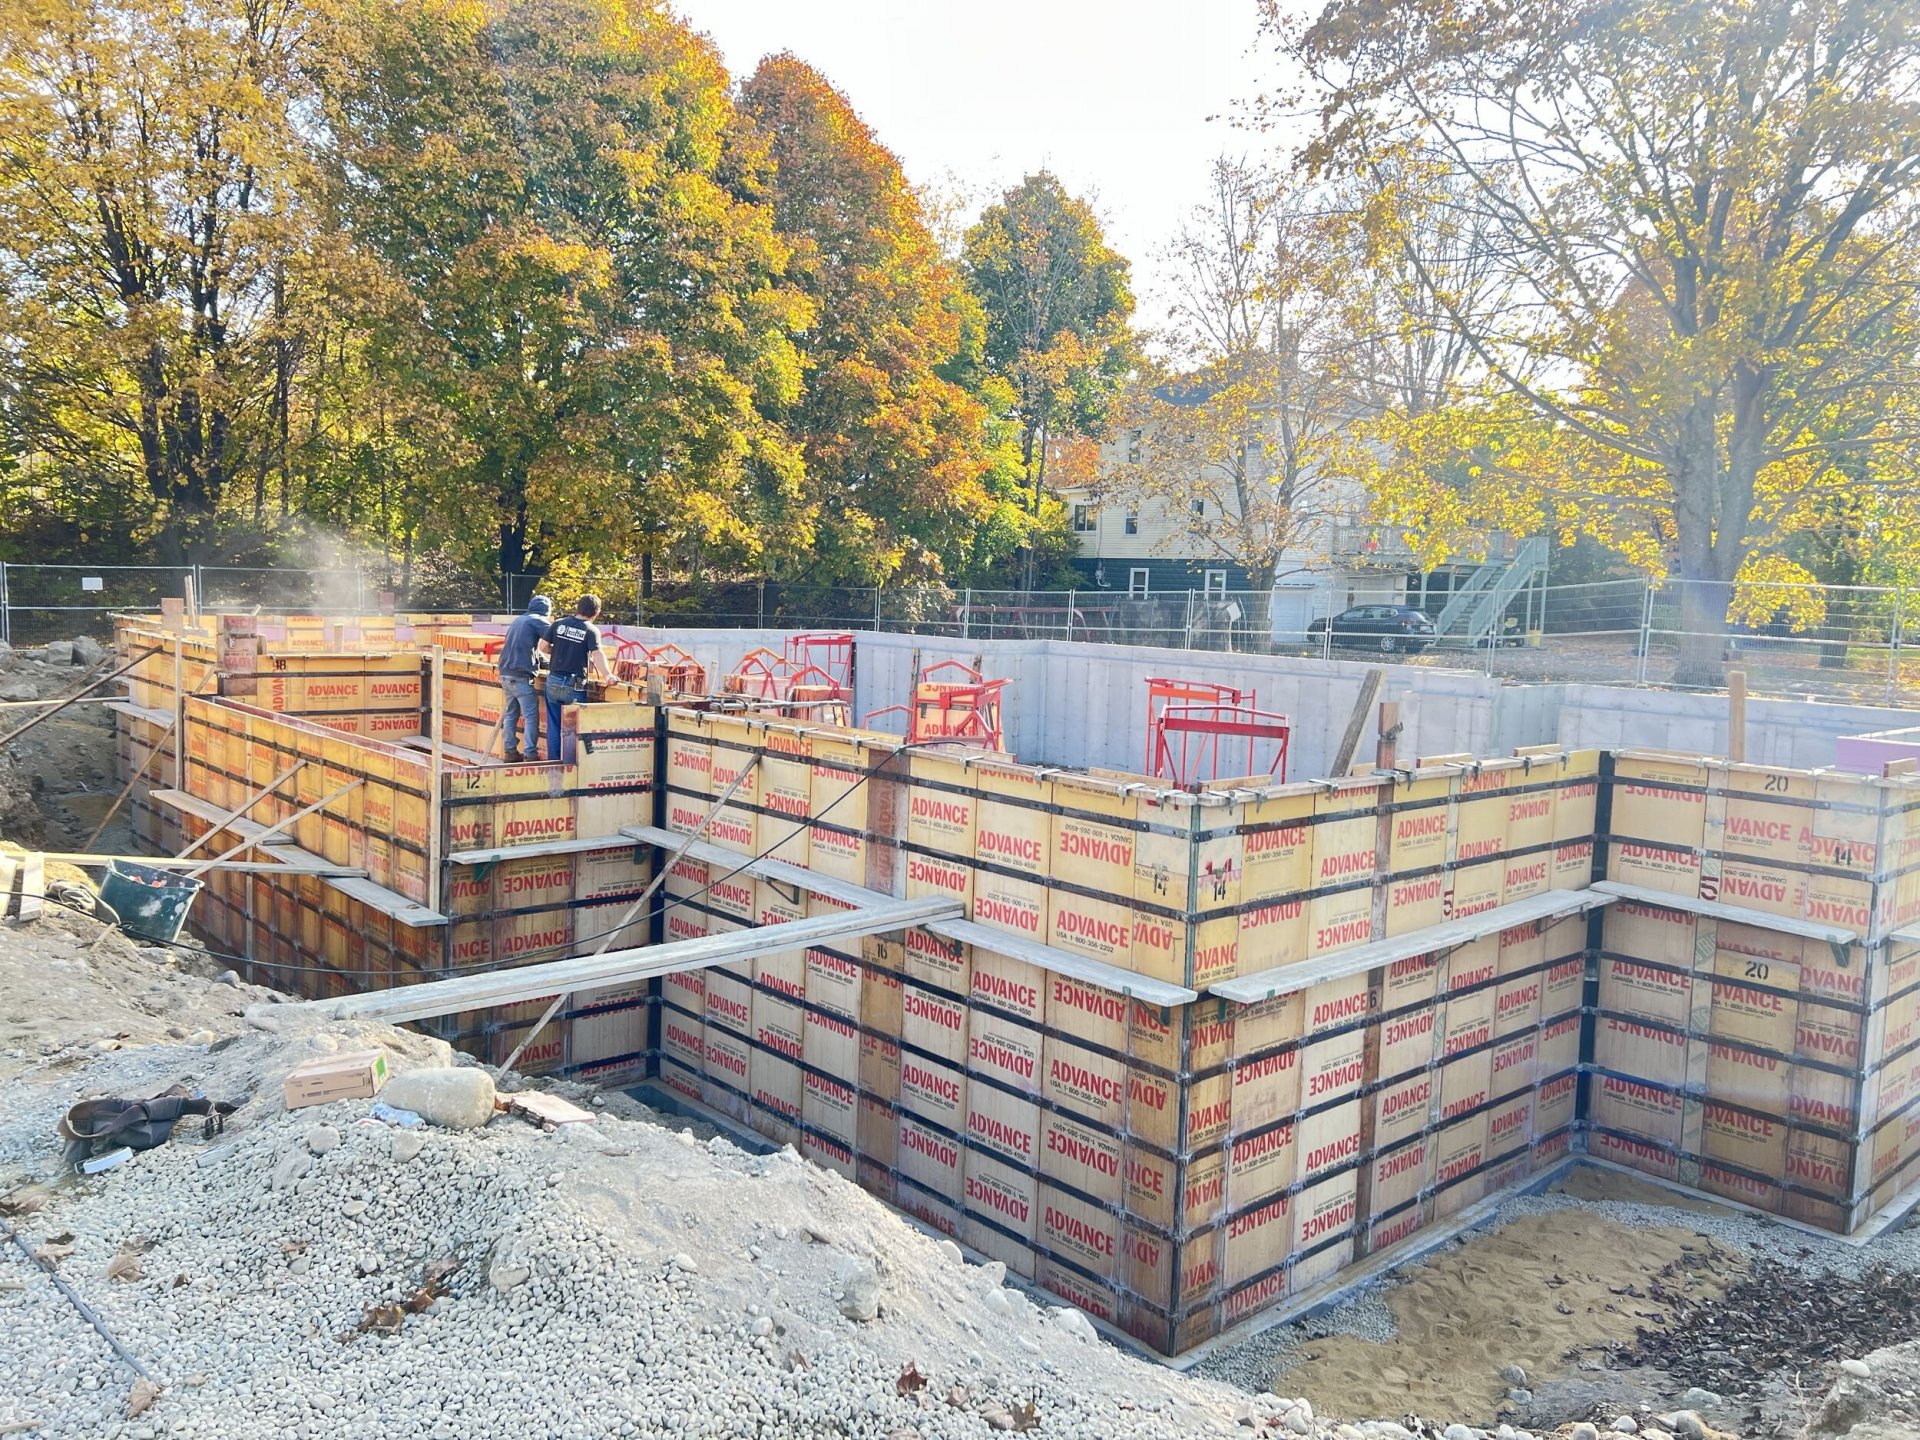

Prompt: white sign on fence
[{"left": 80, "top": 576, "right": 103, "bottom": 592}]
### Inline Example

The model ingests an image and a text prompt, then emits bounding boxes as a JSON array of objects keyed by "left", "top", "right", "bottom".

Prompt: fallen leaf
[
  {"left": 896, "top": 1361, "right": 927, "bottom": 1396},
  {"left": 106, "top": 1251, "right": 144, "bottom": 1282},
  {"left": 945, "top": 1384, "right": 970, "bottom": 1408},
  {"left": 128, "top": 1378, "right": 162, "bottom": 1417},
  {"left": 172, "top": 1274, "right": 189, "bottom": 1288},
  {"left": 1009, "top": 1393, "right": 1042, "bottom": 1433},
  {"left": 356, "top": 1302, "right": 406, "bottom": 1336},
  {"left": 34, "top": 1240, "right": 74, "bottom": 1266},
  {"left": 279, "top": 1240, "right": 308, "bottom": 1255},
  {"left": 421, "top": 1255, "right": 461, "bottom": 1290}
]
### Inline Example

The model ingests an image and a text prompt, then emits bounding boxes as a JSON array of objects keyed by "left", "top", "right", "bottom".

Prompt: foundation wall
[
  {"left": 1590, "top": 750, "right": 1920, "bottom": 1228},
  {"left": 104, "top": 612, "right": 1920, "bottom": 1358}
]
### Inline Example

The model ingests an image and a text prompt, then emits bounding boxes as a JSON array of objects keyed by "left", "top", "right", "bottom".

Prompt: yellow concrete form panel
[
  {"left": 1386, "top": 775, "right": 1451, "bottom": 875},
  {"left": 1050, "top": 772, "right": 1140, "bottom": 898},
  {"left": 1307, "top": 786, "right": 1379, "bottom": 959},
  {"left": 756, "top": 723, "right": 813, "bottom": 866},
  {"left": 973, "top": 758, "right": 1052, "bottom": 877}
]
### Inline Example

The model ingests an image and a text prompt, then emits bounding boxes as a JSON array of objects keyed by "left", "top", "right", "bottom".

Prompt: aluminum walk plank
[
  {"left": 1209, "top": 887, "right": 1614, "bottom": 1004},
  {"left": 1590, "top": 879, "right": 1859, "bottom": 945},
  {"left": 621, "top": 824, "right": 1198, "bottom": 1006},
  {"left": 265, "top": 895, "right": 964, "bottom": 1024}
]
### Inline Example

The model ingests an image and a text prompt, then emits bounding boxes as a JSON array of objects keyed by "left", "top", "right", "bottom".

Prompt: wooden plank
[
  {"left": 1590, "top": 879, "right": 1859, "bottom": 945},
  {"left": 1210, "top": 888, "right": 1614, "bottom": 1004},
  {"left": 1727, "top": 670, "right": 1747, "bottom": 764},
  {"left": 1329, "top": 668, "right": 1385, "bottom": 775},
  {"left": 264, "top": 895, "right": 964, "bottom": 1024}
]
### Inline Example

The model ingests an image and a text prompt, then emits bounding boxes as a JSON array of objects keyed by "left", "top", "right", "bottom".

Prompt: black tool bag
[{"left": 58, "top": 1087, "right": 237, "bottom": 1169}]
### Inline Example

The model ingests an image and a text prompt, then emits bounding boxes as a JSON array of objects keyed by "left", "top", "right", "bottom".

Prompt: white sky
[{"left": 675, "top": 0, "right": 1286, "bottom": 330}]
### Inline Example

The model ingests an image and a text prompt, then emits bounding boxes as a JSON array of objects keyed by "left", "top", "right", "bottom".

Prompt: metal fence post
[
  {"left": 873, "top": 588, "right": 882, "bottom": 633},
  {"left": 961, "top": 588, "right": 971, "bottom": 641},
  {"left": 1067, "top": 590, "right": 1076, "bottom": 642},
  {"left": 756, "top": 579, "right": 766, "bottom": 628},
  {"left": 1184, "top": 590, "right": 1194, "bottom": 650},
  {"left": 1637, "top": 580, "right": 1655, "bottom": 684},
  {"left": 1891, "top": 591, "right": 1905, "bottom": 704},
  {"left": 0, "top": 561, "right": 9, "bottom": 648}
]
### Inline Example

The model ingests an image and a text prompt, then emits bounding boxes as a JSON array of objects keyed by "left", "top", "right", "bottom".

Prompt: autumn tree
[
  {"left": 738, "top": 55, "right": 1030, "bottom": 586},
  {"left": 1277, "top": 0, "right": 1920, "bottom": 680},
  {"left": 963, "top": 172, "right": 1134, "bottom": 582},
  {"left": 1108, "top": 159, "right": 1350, "bottom": 583},
  {"left": 319, "top": 0, "right": 807, "bottom": 584},
  {"left": 0, "top": 0, "right": 318, "bottom": 563}
]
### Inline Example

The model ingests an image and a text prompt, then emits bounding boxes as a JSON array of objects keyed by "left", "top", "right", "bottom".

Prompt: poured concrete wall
[{"left": 625, "top": 628, "right": 1920, "bottom": 776}]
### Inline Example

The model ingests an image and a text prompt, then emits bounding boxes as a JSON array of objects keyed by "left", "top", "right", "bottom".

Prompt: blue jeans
[
  {"left": 544, "top": 677, "right": 584, "bottom": 762},
  {"left": 500, "top": 676, "right": 538, "bottom": 758}
]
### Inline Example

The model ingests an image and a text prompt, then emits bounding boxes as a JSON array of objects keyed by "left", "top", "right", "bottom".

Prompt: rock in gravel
[
  {"left": 1679, "top": 1388, "right": 1721, "bottom": 1410},
  {"left": 380, "top": 1067, "right": 496, "bottom": 1128},
  {"left": 72, "top": 635, "right": 105, "bottom": 666},
  {"left": 670, "top": 1252, "right": 698, "bottom": 1273},
  {"left": 1665, "top": 1413, "right": 1709, "bottom": 1439},
  {"left": 1572, "top": 1426, "right": 1600, "bottom": 1440},
  {"left": 43, "top": 640, "right": 74, "bottom": 666},
  {"left": 1613, "top": 1420, "right": 1639, "bottom": 1434},
  {"left": 935, "top": 1239, "right": 963, "bottom": 1265},
  {"left": 1841, "top": 1358, "right": 1874, "bottom": 1379},
  {"left": 305, "top": 1124, "right": 341, "bottom": 1155},
  {"left": 390, "top": 1130, "right": 425, "bottom": 1162},
  {"left": 834, "top": 1256, "right": 881, "bottom": 1322},
  {"left": 1501, "top": 1364, "right": 1528, "bottom": 1386},
  {"left": 1509, "top": 1388, "right": 1533, "bottom": 1404},
  {"left": 1444, "top": 1426, "right": 1476, "bottom": 1440},
  {"left": 270, "top": 1150, "right": 311, "bottom": 1191}
]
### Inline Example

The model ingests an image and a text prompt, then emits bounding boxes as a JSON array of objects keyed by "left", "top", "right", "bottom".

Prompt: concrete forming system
[{"left": 102, "top": 611, "right": 1920, "bottom": 1355}]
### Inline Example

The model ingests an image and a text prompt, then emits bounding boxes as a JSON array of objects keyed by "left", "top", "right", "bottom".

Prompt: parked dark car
[{"left": 1306, "top": 604, "right": 1437, "bottom": 653}]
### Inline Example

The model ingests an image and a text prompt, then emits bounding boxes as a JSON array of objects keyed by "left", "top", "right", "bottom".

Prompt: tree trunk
[{"left": 1667, "top": 402, "right": 1744, "bottom": 689}]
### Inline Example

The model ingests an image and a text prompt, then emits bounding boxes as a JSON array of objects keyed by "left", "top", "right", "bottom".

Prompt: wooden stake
[
  {"left": 171, "top": 634, "right": 184, "bottom": 791},
  {"left": 428, "top": 645, "right": 445, "bottom": 916},
  {"left": 1331, "top": 668, "right": 1386, "bottom": 774},
  {"left": 1375, "top": 700, "right": 1402, "bottom": 771},
  {"left": 1727, "top": 669, "right": 1747, "bottom": 763}
]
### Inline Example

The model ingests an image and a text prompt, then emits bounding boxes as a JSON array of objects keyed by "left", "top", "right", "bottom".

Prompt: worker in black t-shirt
[{"left": 538, "top": 594, "right": 614, "bottom": 760}]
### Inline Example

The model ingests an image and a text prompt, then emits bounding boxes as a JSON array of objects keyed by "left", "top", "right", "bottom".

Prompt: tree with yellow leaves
[{"left": 1276, "top": 0, "right": 1920, "bottom": 681}]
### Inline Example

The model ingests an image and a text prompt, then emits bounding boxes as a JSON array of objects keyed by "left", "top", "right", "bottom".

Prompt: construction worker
[
  {"left": 497, "top": 594, "right": 552, "bottom": 763},
  {"left": 539, "top": 593, "right": 614, "bottom": 760}
]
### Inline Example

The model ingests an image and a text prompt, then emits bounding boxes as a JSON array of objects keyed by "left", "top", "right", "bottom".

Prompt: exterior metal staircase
[{"left": 1432, "top": 536, "right": 1548, "bottom": 646}]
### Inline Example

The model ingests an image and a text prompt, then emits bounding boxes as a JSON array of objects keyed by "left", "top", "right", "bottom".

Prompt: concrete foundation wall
[
  {"left": 1553, "top": 685, "right": 1917, "bottom": 769},
  {"left": 632, "top": 628, "right": 1920, "bottom": 778},
  {"left": 633, "top": 628, "right": 1509, "bottom": 779}
]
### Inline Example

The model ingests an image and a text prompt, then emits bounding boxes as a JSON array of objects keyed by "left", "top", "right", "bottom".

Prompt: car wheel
[{"left": 1379, "top": 635, "right": 1398, "bottom": 653}]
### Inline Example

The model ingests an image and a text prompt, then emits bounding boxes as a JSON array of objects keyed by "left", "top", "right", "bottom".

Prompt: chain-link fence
[{"left": 7, "top": 562, "right": 1918, "bottom": 707}]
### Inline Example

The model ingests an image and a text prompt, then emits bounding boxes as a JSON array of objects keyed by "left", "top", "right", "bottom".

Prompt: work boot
[{"left": 504, "top": 749, "right": 524, "bottom": 763}]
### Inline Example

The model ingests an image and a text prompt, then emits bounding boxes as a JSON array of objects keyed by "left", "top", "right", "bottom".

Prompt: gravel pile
[{"left": 0, "top": 907, "right": 1463, "bottom": 1440}]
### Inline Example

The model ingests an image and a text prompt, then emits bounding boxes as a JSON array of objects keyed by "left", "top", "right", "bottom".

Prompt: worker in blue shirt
[
  {"left": 539, "top": 594, "right": 614, "bottom": 760},
  {"left": 497, "top": 594, "right": 552, "bottom": 763}
]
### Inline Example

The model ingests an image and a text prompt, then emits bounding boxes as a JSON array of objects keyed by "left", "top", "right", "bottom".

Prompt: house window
[
  {"left": 1128, "top": 567, "right": 1150, "bottom": 597},
  {"left": 1127, "top": 429, "right": 1143, "bottom": 464},
  {"left": 1124, "top": 510, "right": 1139, "bottom": 536},
  {"left": 1191, "top": 499, "right": 1206, "bottom": 517},
  {"left": 1204, "top": 569, "right": 1228, "bottom": 598},
  {"left": 1071, "top": 503, "right": 1096, "bottom": 535}
]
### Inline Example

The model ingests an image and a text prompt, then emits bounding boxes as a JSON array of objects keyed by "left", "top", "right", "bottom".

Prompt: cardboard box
[{"left": 284, "top": 1050, "right": 389, "bottom": 1109}]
